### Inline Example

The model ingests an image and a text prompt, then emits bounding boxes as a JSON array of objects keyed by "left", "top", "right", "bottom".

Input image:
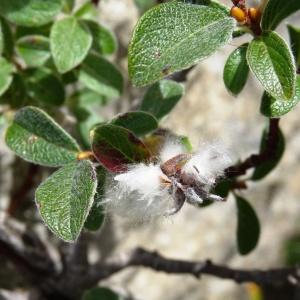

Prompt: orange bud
[
  {"left": 248, "top": 7, "right": 261, "bottom": 23},
  {"left": 230, "top": 6, "right": 247, "bottom": 23},
  {"left": 77, "top": 151, "right": 94, "bottom": 161}
]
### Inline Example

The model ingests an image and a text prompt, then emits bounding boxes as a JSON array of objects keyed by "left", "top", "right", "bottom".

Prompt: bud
[
  {"left": 248, "top": 7, "right": 261, "bottom": 23},
  {"left": 230, "top": 6, "right": 247, "bottom": 23}
]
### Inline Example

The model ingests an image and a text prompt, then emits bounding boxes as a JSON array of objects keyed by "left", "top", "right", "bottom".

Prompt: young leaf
[
  {"left": 50, "top": 16, "right": 92, "bottom": 74},
  {"left": 0, "top": 0, "right": 62, "bottom": 27},
  {"left": 16, "top": 35, "right": 50, "bottom": 67},
  {"left": 252, "top": 126, "right": 285, "bottom": 181},
  {"left": 5, "top": 106, "right": 80, "bottom": 167},
  {"left": 85, "top": 166, "right": 106, "bottom": 231},
  {"left": 111, "top": 111, "right": 158, "bottom": 136},
  {"left": 83, "top": 20, "right": 117, "bottom": 55},
  {"left": 140, "top": 80, "right": 184, "bottom": 119},
  {"left": 261, "top": 75, "right": 300, "bottom": 118},
  {"left": 62, "top": 0, "right": 75, "bottom": 14},
  {"left": 91, "top": 124, "right": 151, "bottom": 172},
  {"left": 74, "top": 2, "right": 98, "bottom": 20},
  {"left": 26, "top": 69, "right": 65, "bottom": 106},
  {"left": 128, "top": 1, "right": 234, "bottom": 86},
  {"left": 0, "top": 57, "right": 14, "bottom": 96},
  {"left": 235, "top": 195, "right": 260, "bottom": 255},
  {"left": 261, "top": 0, "right": 300, "bottom": 31},
  {"left": 288, "top": 25, "right": 300, "bottom": 69},
  {"left": 83, "top": 287, "right": 121, "bottom": 300},
  {"left": 247, "top": 32, "right": 296, "bottom": 101},
  {"left": 79, "top": 53, "right": 123, "bottom": 98},
  {"left": 223, "top": 44, "right": 249, "bottom": 96},
  {"left": 35, "top": 160, "right": 97, "bottom": 242}
]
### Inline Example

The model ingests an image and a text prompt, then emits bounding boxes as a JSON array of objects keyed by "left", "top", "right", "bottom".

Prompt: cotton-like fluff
[
  {"left": 182, "top": 142, "right": 232, "bottom": 188},
  {"left": 159, "top": 138, "right": 187, "bottom": 163},
  {"left": 104, "top": 163, "right": 173, "bottom": 222}
]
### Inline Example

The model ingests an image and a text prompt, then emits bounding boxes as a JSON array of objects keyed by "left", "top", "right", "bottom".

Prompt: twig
[{"left": 225, "top": 118, "right": 280, "bottom": 178}]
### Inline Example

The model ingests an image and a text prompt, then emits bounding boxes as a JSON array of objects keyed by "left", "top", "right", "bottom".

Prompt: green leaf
[
  {"left": 0, "top": 21, "right": 3, "bottom": 55},
  {"left": 223, "top": 44, "right": 249, "bottom": 96},
  {"left": 50, "top": 16, "right": 92, "bottom": 74},
  {"left": 84, "top": 20, "right": 117, "bottom": 55},
  {"left": 36, "top": 160, "right": 97, "bottom": 242},
  {"left": 79, "top": 53, "right": 123, "bottom": 98},
  {"left": 83, "top": 287, "right": 121, "bottom": 300},
  {"left": 235, "top": 195, "right": 260, "bottom": 255},
  {"left": 134, "top": 0, "right": 156, "bottom": 13},
  {"left": 16, "top": 35, "right": 50, "bottom": 67},
  {"left": 26, "top": 69, "right": 65, "bottom": 106},
  {"left": 0, "top": 18, "right": 14, "bottom": 58},
  {"left": 288, "top": 25, "right": 300, "bottom": 69},
  {"left": 0, "top": 57, "right": 14, "bottom": 96},
  {"left": 261, "top": 75, "right": 300, "bottom": 118},
  {"left": 140, "top": 80, "right": 184, "bottom": 119},
  {"left": 261, "top": 0, "right": 300, "bottom": 31},
  {"left": 190, "top": 0, "right": 230, "bottom": 14},
  {"left": 5, "top": 106, "right": 80, "bottom": 167},
  {"left": 111, "top": 111, "right": 158, "bottom": 136},
  {"left": 74, "top": 2, "right": 97, "bottom": 20},
  {"left": 252, "top": 126, "right": 285, "bottom": 181},
  {"left": 128, "top": 1, "right": 234, "bottom": 86},
  {"left": 247, "top": 31, "right": 296, "bottom": 100},
  {"left": 0, "top": 74, "right": 26, "bottom": 108},
  {"left": 62, "top": 0, "right": 75, "bottom": 14},
  {"left": 0, "top": 0, "right": 62, "bottom": 27},
  {"left": 91, "top": 124, "right": 150, "bottom": 172},
  {"left": 85, "top": 166, "right": 106, "bottom": 231}
]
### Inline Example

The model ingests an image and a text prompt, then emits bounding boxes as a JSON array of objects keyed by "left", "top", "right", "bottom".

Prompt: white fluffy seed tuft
[
  {"left": 159, "top": 138, "right": 187, "bottom": 163},
  {"left": 182, "top": 142, "right": 232, "bottom": 187}
]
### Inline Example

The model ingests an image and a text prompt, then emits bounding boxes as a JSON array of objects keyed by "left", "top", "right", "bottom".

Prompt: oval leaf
[
  {"left": 50, "top": 16, "right": 92, "bottom": 74},
  {"left": 223, "top": 43, "right": 249, "bottom": 96},
  {"left": 5, "top": 106, "right": 80, "bottom": 167},
  {"left": 0, "top": 57, "right": 14, "bottom": 96},
  {"left": 83, "top": 20, "right": 117, "bottom": 55},
  {"left": 85, "top": 166, "right": 106, "bottom": 231},
  {"left": 288, "top": 25, "right": 300, "bottom": 69},
  {"left": 247, "top": 31, "right": 296, "bottom": 100},
  {"left": 261, "top": 0, "right": 300, "bottom": 31},
  {"left": 111, "top": 111, "right": 158, "bottom": 136},
  {"left": 0, "top": 0, "right": 62, "bottom": 27},
  {"left": 252, "top": 126, "right": 285, "bottom": 181},
  {"left": 16, "top": 35, "right": 50, "bottom": 67},
  {"left": 79, "top": 53, "right": 123, "bottom": 98},
  {"left": 35, "top": 160, "right": 97, "bottom": 242},
  {"left": 91, "top": 124, "right": 150, "bottom": 172},
  {"left": 261, "top": 75, "right": 300, "bottom": 118},
  {"left": 236, "top": 195, "right": 260, "bottom": 255},
  {"left": 128, "top": 1, "right": 234, "bottom": 86},
  {"left": 140, "top": 79, "right": 184, "bottom": 119}
]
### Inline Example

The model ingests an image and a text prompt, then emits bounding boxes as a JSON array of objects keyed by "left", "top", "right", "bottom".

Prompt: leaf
[
  {"left": 0, "top": 18, "right": 14, "bottom": 58},
  {"left": 261, "top": 75, "right": 300, "bottom": 118},
  {"left": 140, "top": 80, "right": 184, "bottom": 119},
  {"left": 91, "top": 124, "right": 151, "bottom": 172},
  {"left": 74, "top": 2, "right": 98, "bottom": 20},
  {"left": 62, "top": 0, "right": 75, "bottom": 14},
  {"left": 83, "top": 287, "right": 121, "bottom": 300},
  {"left": 0, "top": 57, "right": 14, "bottom": 96},
  {"left": 26, "top": 69, "right": 65, "bottom": 106},
  {"left": 35, "top": 160, "right": 97, "bottom": 242},
  {"left": 128, "top": 1, "right": 234, "bottom": 86},
  {"left": 191, "top": 0, "right": 230, "bottom": 14},
  {"left": 50, "top": 16, "right": 92, "bottom": 74},
  {"left": 247, "top": 31, "right": 296, "bottom": 100},
  {"left": 288, "top": 25, "right": 300, "bottom": 69},
  {"left": 85, "top": 166, "right": 106, "bottom": 231},
  {"left": 261, "top": 0, "right": 300, "bottom": 31},
  {"left": 84, "top": 20, "right": 117, "bottom": 55},
  {"left": 0, "top": 21, "right": 3, "bottom": 55},
  {"left": 5, "top": 106, "right": 80, "bottom": 167},
  {"left": 79, "top": 53, "right": 123, "bottom": 98},
  {"left": 235, "top": 195, "right": 260, "bottom": 255},
  {"left": 0, "top": 74, "right": 26, "bottom": 108},
  {"left": 0, "top": 0, "right": 62, "bottom": 27},
  {"left": 111, "top": 111, "right": 158, "bottom": 136},
  {"left": 223, "top": 43, "right": 249, "bottom": 96},
  {"left": 16, "top": 35, "right": 50, "bottom": 67},
  {"left": 134, "top": 0, "right": 156, "bottom": 13},
  {"left": 252, "top": 126, "right": 285, "bottom": 181}
]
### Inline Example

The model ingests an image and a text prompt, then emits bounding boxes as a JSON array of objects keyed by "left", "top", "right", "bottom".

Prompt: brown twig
[{"left": 225, "top": 118, "right": 280, "bottom": 178}]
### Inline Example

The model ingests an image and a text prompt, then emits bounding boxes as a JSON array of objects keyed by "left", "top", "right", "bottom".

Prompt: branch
[
  {"left": 225, "top": 118, "right": 280, "bottom": 178},
  {"left": 86, "top": 247, "right": 300, "bottom": 287}
]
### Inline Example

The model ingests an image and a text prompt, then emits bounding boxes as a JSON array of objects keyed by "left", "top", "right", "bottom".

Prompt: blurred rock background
[{"left": 1, "top": 1, "right": 300, "bottom": 299}]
